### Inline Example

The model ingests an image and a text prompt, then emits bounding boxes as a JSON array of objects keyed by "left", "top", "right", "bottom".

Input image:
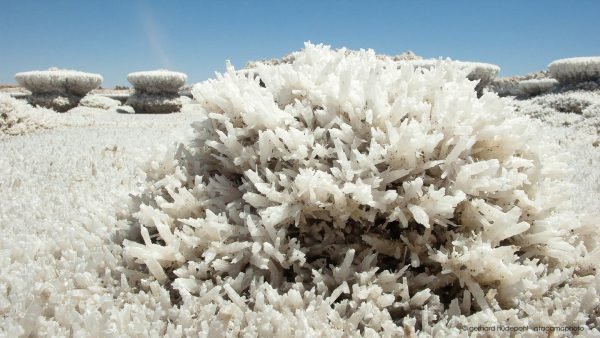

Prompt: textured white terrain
[
  {"left": 1, "top": 45, "right": 599, "bottom": 337},
  {"left": 1, "top": 104, "right": 207, "bottom": 336}
]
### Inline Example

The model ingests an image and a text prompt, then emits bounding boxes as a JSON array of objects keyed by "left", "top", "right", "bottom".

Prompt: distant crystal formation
[
  {"left": 490, "top": 71, "right": 549, "bottom": 97},
  {"left": 549, "top": 57, "right": 600, "bottom": 84},
  {"left": 398, "top": 60, "right": 499, "bottom": 96},
  {"left": 15, "top": 68, "right": 102, "bottom": 112},
  {"left": 518, "top": 78, "right": 558, "bottom": 96},
  {"left": 126, "top": 70, "right": 187, "bottom": 114}
]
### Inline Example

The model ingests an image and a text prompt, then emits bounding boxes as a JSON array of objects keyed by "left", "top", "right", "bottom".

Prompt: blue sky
[{"left": 1, "top": 1, "right": 599, "bottom": 87}]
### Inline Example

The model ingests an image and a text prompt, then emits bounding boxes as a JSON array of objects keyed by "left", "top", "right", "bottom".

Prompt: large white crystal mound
[
  {"left": 118, "top": 43, "right": 599, "bottom": 334},
  {"left": 548, "top": 57, "right": 600, "bottom": 83},
  {"left": 127, "top": 70, "right": 187, "bottom": 94},
  {"left": 15, "top": 68, "right": 103, "bottom": 96}
]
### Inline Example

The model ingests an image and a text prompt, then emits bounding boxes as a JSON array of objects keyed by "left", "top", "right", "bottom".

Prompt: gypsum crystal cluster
[{"left": 117, "top": 43, "right": 600, "bottom": 335}]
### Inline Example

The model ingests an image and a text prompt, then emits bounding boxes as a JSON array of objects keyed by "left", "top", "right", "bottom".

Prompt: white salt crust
[
  {"left": 0, "top": 93, "right": 56, "bottom": 135},
  {"left": 0, "top": 104, "right": 206, "bottom": 337}
]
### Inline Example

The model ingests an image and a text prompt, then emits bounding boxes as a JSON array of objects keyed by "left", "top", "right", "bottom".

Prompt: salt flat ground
[
  {"left": 0, "top": 95, "right": 599, "bottom": 336},
  {"left": 1, "top": 105, "right": 207, "bottom": 336}
]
